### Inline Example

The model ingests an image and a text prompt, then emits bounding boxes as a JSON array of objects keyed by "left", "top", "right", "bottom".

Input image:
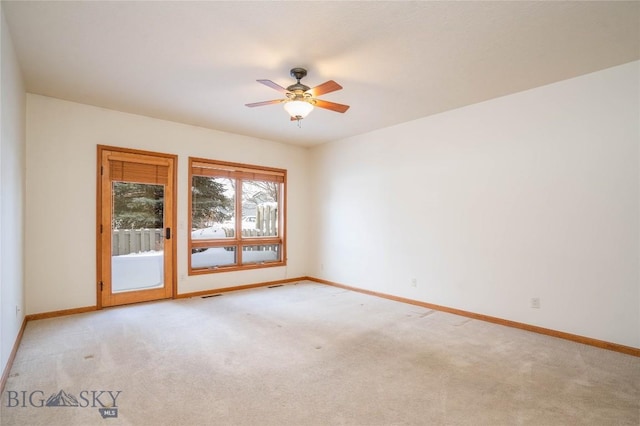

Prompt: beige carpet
[{"left": 1, "top": 281, "right": 638, "bottom": 425}]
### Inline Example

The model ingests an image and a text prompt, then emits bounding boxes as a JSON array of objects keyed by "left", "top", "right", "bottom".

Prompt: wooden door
[{"left": 97, "top": 146, "right": 176, "bottom": 307}]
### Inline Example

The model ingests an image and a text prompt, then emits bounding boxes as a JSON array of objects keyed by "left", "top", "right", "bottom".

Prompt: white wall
[
  {"left": 19, "top": 59, "right": 640, "bottom": 349},
  {"left": 25, "top": 95, "right": 311, "bottom": 315},
  {"left": 310, "top": 61, "right": 640, "bottom": 348},
  {"left": 0, "top": 7, "right": 26, "bottom": 378}
]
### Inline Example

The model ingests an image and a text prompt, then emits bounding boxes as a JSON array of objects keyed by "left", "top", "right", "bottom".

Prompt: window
[{"left": 189, "top": 157, "right": 286, "bottom": 274}]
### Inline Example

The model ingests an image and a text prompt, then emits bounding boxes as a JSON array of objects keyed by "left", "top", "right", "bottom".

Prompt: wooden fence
[
  {"left": 113, "top": 205, "right": 278, "bottom": 256},
  {"left": 255, "top": 203, "right": 278, "bottom": 236},
  {"left": 221, "top": 228, "right": 278, "bottom": 252},
  {"left": 222, "top": 228, "right": 266, "bottom": 238},
  {"left": 112, "top": 228, "right": 163, "bottom": 256}
]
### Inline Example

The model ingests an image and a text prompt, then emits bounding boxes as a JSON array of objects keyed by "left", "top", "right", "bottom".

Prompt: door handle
[{"left": 165, "top": 227, "right": 171, "bottom": 240}]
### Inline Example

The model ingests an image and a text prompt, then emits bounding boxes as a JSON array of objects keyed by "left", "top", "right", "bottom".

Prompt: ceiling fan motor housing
[{"left": 287, "top": 68, "right": 311, "bottom": 93}]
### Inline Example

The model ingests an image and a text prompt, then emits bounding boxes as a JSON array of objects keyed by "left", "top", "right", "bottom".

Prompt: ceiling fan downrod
[{"left": 287, "top": 67, "right": 311, "bottom": 93}]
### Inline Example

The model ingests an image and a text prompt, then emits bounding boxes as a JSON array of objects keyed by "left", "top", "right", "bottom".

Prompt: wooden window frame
[{"left": 188, "top": 157, "right": 286, "bottom": 274}]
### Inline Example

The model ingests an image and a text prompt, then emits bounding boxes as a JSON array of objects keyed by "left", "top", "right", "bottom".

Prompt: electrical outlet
[
  {"left": 531, "top": 298, "right": 541, "bottom": 309},
  {"left": 411, "top": 278, "right": 417, "bottom": 288}
]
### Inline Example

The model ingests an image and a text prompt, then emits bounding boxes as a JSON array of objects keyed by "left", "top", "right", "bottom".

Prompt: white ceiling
[{"left": 3, "top": 1, "right": 639, "bottom": 147}]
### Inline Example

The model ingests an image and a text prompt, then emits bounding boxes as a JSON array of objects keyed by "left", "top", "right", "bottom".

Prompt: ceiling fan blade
[
  {"left": 257, "top": 79, "right": 289, "bottom": 94},
  {"left": 245, "top": 99, "right": 284, "bottom": 107},
  {"left": 308, "top": 80, "right": 342, "bottom": 97},
  {"left": 314, "top": 99, "right": 350, "bottom": 113}
]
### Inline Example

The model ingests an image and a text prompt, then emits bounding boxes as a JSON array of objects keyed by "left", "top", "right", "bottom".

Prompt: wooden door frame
[{"left": 96, "top": 145, "right": 178, "bottom": 309}]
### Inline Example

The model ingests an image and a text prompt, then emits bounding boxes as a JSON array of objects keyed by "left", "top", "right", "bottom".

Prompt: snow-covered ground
[
  {"left": 190, "top": 220, "right": 257, "bottom": 240},
  {"left": 191, "top": 226, "right": 227, "bottom": 239},
  {"left": 111, "top": 225, "right": 277, "bottom": 292},
  {"left": 112, "top": 251, "right": 164, "bottom": 292}
]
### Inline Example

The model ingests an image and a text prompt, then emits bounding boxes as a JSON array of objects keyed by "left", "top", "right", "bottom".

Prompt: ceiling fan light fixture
[{"left": 284, "top": 100, "right": 313, "bottom": 119}]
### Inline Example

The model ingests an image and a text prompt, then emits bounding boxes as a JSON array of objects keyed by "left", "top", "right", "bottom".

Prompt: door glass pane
[
  {"left": 111, "top": 182, "right": 164, "bottom": 293},
  {"left": 191, "top": 176, "right": 235, "bottom": 239},
  {"left": 241, "top": 180, "right": 278, "bottom": 237}
]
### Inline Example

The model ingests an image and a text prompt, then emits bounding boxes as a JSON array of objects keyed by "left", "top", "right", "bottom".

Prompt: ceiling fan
[{"left": 245, "top": 67, "right": 350, "bottom": 122}]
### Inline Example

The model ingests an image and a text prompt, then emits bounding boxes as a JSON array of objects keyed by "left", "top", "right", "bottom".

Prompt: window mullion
[{"left": 236, "top": 178, "right": 243, "bottom": 266}]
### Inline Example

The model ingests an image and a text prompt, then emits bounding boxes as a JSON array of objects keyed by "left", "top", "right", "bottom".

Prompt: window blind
[{"left": 110, "top": 160, "right": 169, "bottom": 185}]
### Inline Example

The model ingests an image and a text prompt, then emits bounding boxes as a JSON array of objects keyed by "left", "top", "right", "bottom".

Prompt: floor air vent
[{"left": 201, "top": 294, "right": 222, "bottom": 299}]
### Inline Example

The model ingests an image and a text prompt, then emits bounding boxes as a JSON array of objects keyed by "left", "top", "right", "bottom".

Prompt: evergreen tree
[
  {"left": 112, "top": 182, "right": 164, "bottom": 229},
  {"left": 112, "top": 177, "right": 234, "bottom": 230},
  {"left": 192, "top": 176, "right": 233, "bottom": 228}
]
